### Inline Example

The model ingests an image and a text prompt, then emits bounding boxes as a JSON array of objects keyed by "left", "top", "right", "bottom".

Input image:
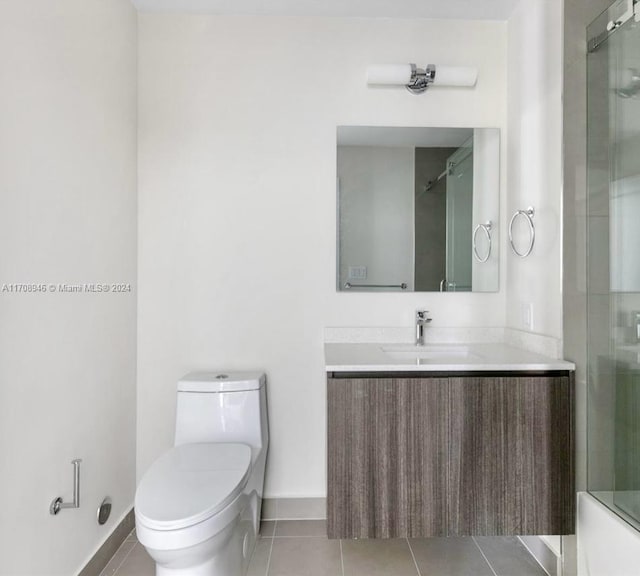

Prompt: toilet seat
[{"left": 136, "top": 442, "right": 251, "bottom": 531}]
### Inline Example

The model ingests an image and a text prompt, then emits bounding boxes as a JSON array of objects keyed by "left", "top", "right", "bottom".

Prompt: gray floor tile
[
  {"left": 268, "top": 537, "right": 341, "bottom": 576},
  {"left": 248, "top": 538, "right": 272, "bottom": 576},
  {"left": 474, "top": 537, "right": 546, "bottom": 576},
  {"left": 409, "top": 537, "right": 494, "bottom": 576},
  {"left": 114, "top": 543, "right": 155, "bottom": 576},
  {"left": 275, "top": 520, "right": 327, "bottom": 538},
  {"left": 342, "top": 539, "right": 418, "bottom": 576},
  {"left": 99, "top": 541, "right": 135, "bottom": 576},
  {"left": 101, "top": 526, "right": 544, "bottom": 576},
  {"left": 261, "top": 520, "right": 276, "bottom": 537}
]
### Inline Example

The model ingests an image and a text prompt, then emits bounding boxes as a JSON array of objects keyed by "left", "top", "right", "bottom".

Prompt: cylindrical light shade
[
  {"left": 366, "top": 64, "right": 413, "bottom": 85},
  {"left": 432, "top": 66, "right": 478, "bottom": 87}
]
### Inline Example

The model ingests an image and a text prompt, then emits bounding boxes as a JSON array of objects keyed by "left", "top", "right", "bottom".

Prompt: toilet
[{"left": 135, "top": 372, "right": 268, "bottom": 576}]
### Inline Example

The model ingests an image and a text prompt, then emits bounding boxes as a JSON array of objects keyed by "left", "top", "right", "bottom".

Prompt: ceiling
[{"left": 131, "top": 0, "right": 520, "bottom": 20}]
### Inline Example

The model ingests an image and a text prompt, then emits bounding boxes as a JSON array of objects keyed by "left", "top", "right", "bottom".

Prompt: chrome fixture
[
  {"left": 406, "top": 63, "right": 436, "bottom": 94},
  {"left": 367, "top": 64, "right": 478, "bottom": 95},
  {"left": 439, "top": 280, "right": 458, "bottom": 292},
  {"left": 416, "top": 310, "right": 432, "bottom": 346},
  {"left": 97, "top": 497, "right": 112, "bottom": 525},
  {"left": 588, "top": 0, "right": 639, "bottom": 52},
  {"left": 423, "top": 161, "right": 456, "bottom": 193},
  {"left": 473, "top": 221, "right": 493, "bottom": 263},
  {"left": 50, "top": 459, "right": 82, "bottom": 515},
  {"left": 509, "top": 206, "right": 536, "bottom": 258},
  {"left": 344, "top": 282, "right": 408, "bottom": 290}
]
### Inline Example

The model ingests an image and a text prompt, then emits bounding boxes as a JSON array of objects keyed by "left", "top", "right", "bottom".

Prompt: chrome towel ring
[
  {"left": 472, "top": 221, "right": 493, "bottom": 263},
  {"left": 509, "top": 206, "right": 535, "bottom": 258}
]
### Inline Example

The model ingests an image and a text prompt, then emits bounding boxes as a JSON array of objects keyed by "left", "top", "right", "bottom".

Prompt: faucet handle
[{"left": 416, "top": 310, "right": 432, "bottom": 322}]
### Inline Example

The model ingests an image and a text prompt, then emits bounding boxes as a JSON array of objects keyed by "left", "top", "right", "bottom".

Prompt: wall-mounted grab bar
[
  {"left": 473, "top": 220, "right": 493, "bottom": 263},
  {"left": 50, "top": 459, "right": 82, "bottom": 515},
  {"left": 509, "top": 206, "right": 535, "bottom": 258},
  {"left": 344, "top": 282, "right": 408, "bottom": 290}
]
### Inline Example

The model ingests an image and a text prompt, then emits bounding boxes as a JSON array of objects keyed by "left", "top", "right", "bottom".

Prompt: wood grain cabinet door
[
  {"left": 448, "top": 375, "right": 575, "bottom": 535},
  {"left": 327, "top": 377, "right": 449, "bottom": 539}
]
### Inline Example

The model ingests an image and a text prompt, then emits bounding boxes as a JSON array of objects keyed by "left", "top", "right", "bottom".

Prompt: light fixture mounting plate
[{"left": 406, "top": 64, "right": 436, "bottom": 94}]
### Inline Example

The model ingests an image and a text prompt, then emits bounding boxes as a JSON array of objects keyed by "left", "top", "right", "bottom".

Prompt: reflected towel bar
[{"left": 344, "top": 282, "right": 408, "bottom": 290}]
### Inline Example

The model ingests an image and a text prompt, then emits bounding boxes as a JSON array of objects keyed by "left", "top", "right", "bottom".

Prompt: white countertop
[{"left": 325, "top": 342, "right": 575, "bottom": 372}]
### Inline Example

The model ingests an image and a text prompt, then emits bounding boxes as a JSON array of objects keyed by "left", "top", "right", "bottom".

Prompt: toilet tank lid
[{"left": 178, "top": 371, "right": 265, "bottom": 393}]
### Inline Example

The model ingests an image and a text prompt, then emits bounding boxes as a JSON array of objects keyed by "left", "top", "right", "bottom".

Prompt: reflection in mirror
[{"left": 337, "top": 126, "right": 499, "bottom": 293}]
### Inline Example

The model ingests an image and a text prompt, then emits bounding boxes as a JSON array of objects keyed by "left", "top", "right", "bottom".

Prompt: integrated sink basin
[{"left": 381, "top": 344, "right": 480, "bottom": 361}]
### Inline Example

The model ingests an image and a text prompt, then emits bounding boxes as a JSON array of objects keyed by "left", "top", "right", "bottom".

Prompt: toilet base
[{"left": 147, "top": 517, "right": 255, "bottom": 576}]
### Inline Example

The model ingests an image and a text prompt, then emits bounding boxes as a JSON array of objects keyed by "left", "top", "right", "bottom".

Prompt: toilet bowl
[{"left": 135, "top": 372, "right": 268, "bottom": 576}]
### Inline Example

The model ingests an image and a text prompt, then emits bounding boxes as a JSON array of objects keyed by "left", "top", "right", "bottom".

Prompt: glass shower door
[
  {"left": 445, "top": 139, "right": 473, "bottom": 291},
  {"left": 587, "top": 1, "right": 640, "bottom": 530}
]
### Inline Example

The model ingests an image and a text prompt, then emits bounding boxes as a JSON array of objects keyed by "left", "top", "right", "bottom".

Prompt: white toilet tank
[{"left": 174, "top": 371, "right": 268, "bottom": 458}]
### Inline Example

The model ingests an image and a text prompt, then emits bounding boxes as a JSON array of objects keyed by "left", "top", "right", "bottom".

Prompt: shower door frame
[{"left": 586, "top": 0, "right": 640, "bottom": 532}]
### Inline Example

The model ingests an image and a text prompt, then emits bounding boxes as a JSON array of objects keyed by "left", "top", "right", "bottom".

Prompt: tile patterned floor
[{"left": 103, "top": 521, "right": 548, "bottom": 576}]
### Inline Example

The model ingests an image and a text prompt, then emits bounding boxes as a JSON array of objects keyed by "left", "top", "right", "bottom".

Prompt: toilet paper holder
[{"left": 50, "top": 459, "right": 82, "bottom": 515}]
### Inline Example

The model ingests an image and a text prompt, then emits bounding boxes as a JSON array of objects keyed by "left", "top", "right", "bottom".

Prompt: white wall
[
  {"left": 506, "top": 0, "right": 563, "bottom": 339},
  {"left": 138, "top": 14, "right": 507, "bottom": 497},
  {"left": 504, "top": 2, "right": 563, "bottom": 556},
  {"left": 0, "top": 1, "right": 137, "bottom": 573},
  {"left": 338, "top": 146, "right": 415, "bottom": 291},
  {"left": 472, "top": 129, "right": 501, "bottom": 291}
]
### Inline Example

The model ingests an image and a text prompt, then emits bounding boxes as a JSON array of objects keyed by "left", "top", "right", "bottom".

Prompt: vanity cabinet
[{"left": 327, "top": 372, "right": 574, "bottom": 539}]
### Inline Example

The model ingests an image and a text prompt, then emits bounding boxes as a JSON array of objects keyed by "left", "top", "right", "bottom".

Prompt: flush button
[{"left": 216, "top": 374, "right": 229, "bottom": 380}]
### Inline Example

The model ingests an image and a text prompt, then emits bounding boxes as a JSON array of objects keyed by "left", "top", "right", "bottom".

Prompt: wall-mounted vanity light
[{"left": 367, "top": 64, "right": 478, "bottom": 94}]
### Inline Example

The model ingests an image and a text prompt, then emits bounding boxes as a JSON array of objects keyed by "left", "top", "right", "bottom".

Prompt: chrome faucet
[{"left": 415, "top": 310, "right": 432, "bottom": 346}]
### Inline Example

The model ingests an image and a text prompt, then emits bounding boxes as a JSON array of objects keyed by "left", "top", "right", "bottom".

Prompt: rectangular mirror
[{"left": 337, "top": 126, "right": 500, "bottom": 292}]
